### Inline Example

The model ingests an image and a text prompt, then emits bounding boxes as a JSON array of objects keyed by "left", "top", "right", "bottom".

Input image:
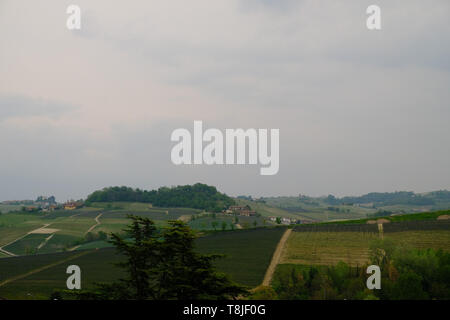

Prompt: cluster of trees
[
  {"left": 327, "top": 206, "right": 350, "bottom": 213},
  {"left": 266, "top": 240, "right": 450, "bottom": 300},
  {"left": 428, "top": 190, "right": 450, "bottom": 201},
  {"left": 369, "top": 239, "right": 450, "bottom": 299},
  {"left": 368, "top": 210, "right": 393, "bottom": 218},
  {"left": 267, "top": 263, "right": 377, "bottom": 300},
  {"left": 63, "top": 216, "right": 247, "bottom": 300},
  {"left": 85, "top": 184, "right": 235, "bottom": 212},
  {"left": 237, "top": 195, "right": 253, "bottom": 201},
  {"left": 68, "top": 231, "right": 109, "bottom": 249},
  {"left": 325, "top": 191, "right": 440, "bottom": 206}
]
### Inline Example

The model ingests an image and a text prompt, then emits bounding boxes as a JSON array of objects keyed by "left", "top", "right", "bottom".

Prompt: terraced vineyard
[
  {"left": 0, "top": 204, "right": 204, "bottom": 257},
  {"left": 281, "top": 231, "right": 377, "bottom": 266},
  {"left": 196, "top": 227, "right": 287, "bottom": 286},
  {"left": 282, "top": 220, "right": 450, "bottom": 266},
  {"left": 294, "top": 219, "right": 450, "bottom": 233}
]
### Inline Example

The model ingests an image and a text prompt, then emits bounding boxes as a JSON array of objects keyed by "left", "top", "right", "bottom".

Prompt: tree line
[
  {"left": 324, "top": 190, "right": 450, "bottom": 206},
  {"left": 85, "top": 184, "right": 235, "bottom": 212}
]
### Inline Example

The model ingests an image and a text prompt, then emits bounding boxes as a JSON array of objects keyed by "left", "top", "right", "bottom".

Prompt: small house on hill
[
  {"left": 227, "top": 205, "right": 256, "bottom": 216},
  {"left": 64, "top": 201, "right": 82, "bottom": 210}
]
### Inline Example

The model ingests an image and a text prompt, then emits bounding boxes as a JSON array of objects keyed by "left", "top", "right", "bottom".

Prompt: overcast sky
[{"left": 1, "top": 0, "right": 449, "bottom": 201}]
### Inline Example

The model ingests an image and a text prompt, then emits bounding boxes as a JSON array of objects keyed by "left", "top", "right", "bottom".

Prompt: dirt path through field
[
  {"left": 0, "top": 250, "right": 93, "bottom": 288},
  {"left": 37, "top": 234, "right": 55, "bottom": 250},
  {"left": 178, "top": 215, "right": 191, "bottom": 222},
  {"left": 0, "top": 247, "right": 16, "bottom": 257},
  {"left": 85, "top": 213, "right": 103, "bottom": 234},
  {"left": 0, "top": 224, "right": 54, "bottom": 257},
  {"left": 262, "top": 228, "right": 292, "bottom": 286}
]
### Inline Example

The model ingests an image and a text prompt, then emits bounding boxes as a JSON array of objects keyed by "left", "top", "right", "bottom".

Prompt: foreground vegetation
[
  {"left": 280, "top": 229, "right": 450, "bottom": 266},
  {"left": 267, "top": 240, "right": 450, "bottom": 300}
]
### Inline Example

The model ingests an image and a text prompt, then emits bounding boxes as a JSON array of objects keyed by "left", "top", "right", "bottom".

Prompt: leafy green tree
[
  {"left": 249, "top": 286, "right": 278, "bottom": 299},
  {"left": 391, "top": 271, "right": 428, "bottom": 300},
  {"left": 98, "top": 231, "right": 108, "bottom": 241}
]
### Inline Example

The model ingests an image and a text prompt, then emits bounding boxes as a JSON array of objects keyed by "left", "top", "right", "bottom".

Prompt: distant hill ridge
[
  {"left": 85, "top": 183, "right": 235, "bottom": 212},
  {"left": 324, "top": 190, "right": 450, "bottom": 206}
]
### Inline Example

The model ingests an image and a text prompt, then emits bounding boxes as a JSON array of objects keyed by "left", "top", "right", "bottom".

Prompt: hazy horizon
[
  {"left": 1, "top": 184, "right": 449, "bottom": 203},
  {"left": 1, "top": 1, "right": 449, "bottom": 202}
]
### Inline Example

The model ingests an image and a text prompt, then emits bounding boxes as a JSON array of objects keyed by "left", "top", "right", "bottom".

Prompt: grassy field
[
  {"left": 236, "top": 198, "right": 377, "bottom": 222},
  {"left": 0, "top": 227, "right": 286, "bottom": 299},
  {"left": 0, "top": 251, "right": 81, "bottom": 284},
  {"left": 0, "top": 213, "right": 47, "bottom": 247},
  {"left": 76, "top": 240, "right": 113, "bottom": 250},
  {"left": 38, "top": 234, "right": 81, "bottom": 253},
  {"left": 258, "top": 197, "right": 375, "bottom": 221},
  {"left": 235, "top": 199, "right": 303, "bottom": 219}
]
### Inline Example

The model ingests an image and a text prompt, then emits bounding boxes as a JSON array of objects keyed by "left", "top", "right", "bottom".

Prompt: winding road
[
  {"left": 85, "top": 213, "right": 103, "bottom": 234},
  {"left": 262, "top": 228, "right": 292, "bottom": 287}
]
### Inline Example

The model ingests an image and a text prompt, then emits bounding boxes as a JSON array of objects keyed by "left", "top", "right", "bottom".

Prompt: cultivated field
[
  {"left": 196, "top": 227, "right": 287, "bottom": 286},
  {"left": 280, "top": 227, "right": 450, "bottom": 266},
  {"left": 0, "top": 204, "right": 203, "bottom": 257},
  {"left": 0, "top": 227, "right": 287, "bottom": 299}
]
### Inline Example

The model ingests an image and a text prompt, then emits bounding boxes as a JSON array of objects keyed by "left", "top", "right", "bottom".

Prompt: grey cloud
[
  {"left": 0, "top": 95, "right": 74, "bottom": 120},
  {"left": 0, "top": 0, "right": 449, "bottom": 200},
  {"left": 238, "top": 0, "right": 301, "bottom": 13}
]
